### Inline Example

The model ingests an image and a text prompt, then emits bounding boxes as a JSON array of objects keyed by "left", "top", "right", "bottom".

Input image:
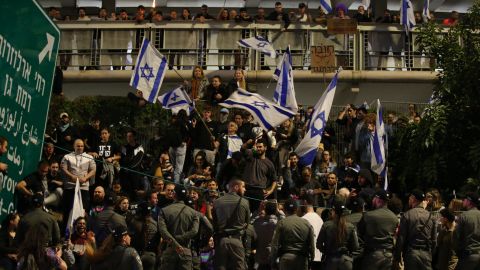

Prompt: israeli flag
[
  {"left": 362, "top": 0, "right": 371, "bottom": 8},
  {"left": 237, "top": 36, "right": 276, "bottom": 58},
  {"left": 422, "top": 0, "right": 431, "bottom": 22},
  {"left": 130, "top": 38, "right": 168, "bottom": 103},
  {"left": 273, "top": 46, "right": 298, "bottom": 112},
  {"left": 66, "top": 180, "right": 84, "bottom": 238},
  {"left": 219, "top": 89, "right": 295, "bottom": 131},
  {"left": 295, "top": 71, "right": 339, "bottom": 167},
  {"left": 370, "top": 99, "right": 387, "bottom": 176},
  {"left": 400, "top": 0, "right": 416, "bottom": 32},
  {"left": 158, "top": 86, "right": 194, "bottom": 115},
  {"left": 319, "top": 0, "right": 333, "bottom": 14}
]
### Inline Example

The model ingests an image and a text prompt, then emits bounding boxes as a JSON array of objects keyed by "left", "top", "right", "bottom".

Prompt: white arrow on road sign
[{"left": 38, "top": 32, "right": 55, "bottom": 64}]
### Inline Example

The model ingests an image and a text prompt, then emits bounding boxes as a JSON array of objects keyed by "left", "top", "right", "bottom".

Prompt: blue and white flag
[
  {"left": 362, "top": 0, "right": 371, "bottom": 9},
  {"left": 273, "top": 46, "right": 298, "bottom": 112},
  {"left": 370, "top": 99, "right": 387, "bottom": 175},
  {"left": 237, "top": 36, "right": 276, "bottom": 58},
  {"left": 400, "top": 0, "right": 416, "bottom": 32},
  {"left": 66, "top": 180, "right": 84, "bottom": 238},
  {"left": 158, "top": 86, "right": 194, "bottom": 115},
  {"left": 422, "top": 0, "right": 431, "bottom": 22},
  {"left": 219, "top": 89, "right": 295, "bottom": 131},
  {"left": 295, "top": 71, "right": 339, "bottom": 167},
  {"left": 130, "top": 38, "right": 168, "bottom": 103},
  {"left": 319, "top": 0, "right": 333, "bottom": 14}
]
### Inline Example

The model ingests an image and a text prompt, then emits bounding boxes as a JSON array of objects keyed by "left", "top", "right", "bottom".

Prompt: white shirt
[
  {"left": 61, "top": 152, "right": 96, "bottom": 190},
  {"left": 303, "top": 212, "right": 324, "bottom": 261}
]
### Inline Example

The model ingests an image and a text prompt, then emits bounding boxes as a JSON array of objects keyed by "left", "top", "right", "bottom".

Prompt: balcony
[{"left": 56, "top": 21, "right": 444, "bottom": 72}]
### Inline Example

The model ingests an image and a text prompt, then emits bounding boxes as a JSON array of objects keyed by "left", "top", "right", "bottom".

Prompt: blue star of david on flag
[
  {"left": 253, "top": 101, "right": 269, "bottom": 110},
  {"left": 310, "top": 111, "right": 326, "bottom": 138},
  {"left": 170, "top": 92, "right": 179, "bottom": 101},
  {"left": 140, "top": 63, "right": 155, "bottom": 81},
  {"left": 257, "top": 42, "right": 268, "bottom": 48},
  {"left": 237, "top": 36, "right": 276, "bottom": 58}
]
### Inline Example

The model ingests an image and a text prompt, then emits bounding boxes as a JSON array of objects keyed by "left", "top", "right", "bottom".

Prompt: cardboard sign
[{"left": 311, "top": 45, "right": 336, "bottom": 73}]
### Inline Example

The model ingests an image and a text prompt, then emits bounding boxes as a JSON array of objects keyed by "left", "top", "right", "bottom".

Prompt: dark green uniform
[
  {"left": 158, "top": 201, "right": 200, "bottom": 270},
  {"left": 358, "top": 206, "right": 399, "bottom": 270},
  {"left": 317, "top": 219, "right": 359, "bottom": 270},
  {"left": 17, "top": 208, "right": 60, "bottom": 246},
  {"left": 270, "top": 215, "right": 315, "bottom": 270},
  {"left": 212, "top": 192, "right": 250, "bottom": 270},
  {"left": 454, "top": 208, "right": 480, "bottom": 270},
  {"left": 93, "top": 245, "right": 143, "bottom": 270},
  {"left": 394, "top": 206, "right": 436, "bottom": 270}
]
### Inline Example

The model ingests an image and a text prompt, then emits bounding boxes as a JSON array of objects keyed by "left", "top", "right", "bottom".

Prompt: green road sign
[{"left": 0, "top": 0, "right": 60, "bottom": 219}]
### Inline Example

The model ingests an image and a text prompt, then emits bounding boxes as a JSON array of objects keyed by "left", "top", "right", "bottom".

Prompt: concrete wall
[{"left": 63, "top": 80, "right": 434, "bottom": 106}]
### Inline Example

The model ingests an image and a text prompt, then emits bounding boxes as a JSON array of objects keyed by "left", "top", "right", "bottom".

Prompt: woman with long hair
[
  {"left": 317, "top": 200, "right": 359, "bottom": 269},
  {"left": 226, "top": 68, "right": 249, "bottom": 96},
  {"left": 186, "top": 151, "right": 212, "bottom": 186},
  {"left": 189, "top": 187, "right": 207, "bottom": 215},
  {"left": 114, "top": 196, "right": 130, "bottom": 217},
  {"left": 184, "top": 66, "right": 209, "bottom": 101},
  {"left": 17, "top": 226, "right": 67, "bottom": 270},
  {"left": 0, "top": 213, "right": 20, "bottom": 270}
]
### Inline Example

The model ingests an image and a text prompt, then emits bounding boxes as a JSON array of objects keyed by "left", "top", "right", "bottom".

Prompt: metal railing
[{"left": 56, "top": 21, "right": 446, "bottom": 71}]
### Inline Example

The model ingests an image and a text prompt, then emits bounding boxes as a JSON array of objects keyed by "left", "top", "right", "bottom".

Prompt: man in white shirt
[
  {"left": 302, "top": 200, "right": 324, "bottom": 270},
  {"left": 61, "top": 139, "right": 96, "bottom": 230}
]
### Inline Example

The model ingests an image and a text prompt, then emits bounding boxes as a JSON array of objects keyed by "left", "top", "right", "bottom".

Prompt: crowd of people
[
  {"left": 1, "top": 79, "right": 480, "bottom": 270},
  {"left": 46, "top": 2, "right": 462, "bottom": 27},
  {"left": 0, "top": 3, "right": 475, "bottom": 270}
]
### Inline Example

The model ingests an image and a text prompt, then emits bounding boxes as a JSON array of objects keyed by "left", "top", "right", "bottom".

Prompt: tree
[{"left": 391, "top": 2, "right": 480, "bottom": 193}]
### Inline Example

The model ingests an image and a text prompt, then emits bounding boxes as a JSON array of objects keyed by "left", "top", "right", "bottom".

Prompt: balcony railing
[{"left": 56, "top": 21, "right": 443, "bottom": 71}]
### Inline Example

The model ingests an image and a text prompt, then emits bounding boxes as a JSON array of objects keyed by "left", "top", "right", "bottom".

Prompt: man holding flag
[
  {"left": 130, "top": 38, "right": 168, "bottom": 103},
  {"left": 295, "top": 70, "right": 340, "bottom": 167},
  {"left": 273, "top": 46, "right": 298, "bottom": 113}
]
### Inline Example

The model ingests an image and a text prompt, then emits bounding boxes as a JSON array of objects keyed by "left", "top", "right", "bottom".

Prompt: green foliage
[
  {"left": 47, "top": 95, "right": 169, "bottom": 147},
  {"left": 392, "top": 1, "right": 480, "bottom": 191}
]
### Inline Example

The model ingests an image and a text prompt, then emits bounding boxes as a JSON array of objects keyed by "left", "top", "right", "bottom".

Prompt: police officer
[
  {"left": 270, "top": 198, "right": 315, "bottom": 270},
  {"left": 16, "top": 193, "right": 60, "bottom": 246},
  {"left": 158, "top": 185, "right": 200, "bottom": 270},
  {"left": 454, "top": 191, "right": 480, "bottom": 270},
  {"left": 394, "top": 189, "right": 436, "bottom": 270},
  {"left": 212, "top": 179, "right": 250, "bottom": 270},
  {"left": 358, "top": 189, "right": 399, "bottom": 270},
  {"left": 91, "top": 224, "right": 143, "bottom": 270},
  {"left": 317, "top": 200, "right": 359, "bottom": 270}
]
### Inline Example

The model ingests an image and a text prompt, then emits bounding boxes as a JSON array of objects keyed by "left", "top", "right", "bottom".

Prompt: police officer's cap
[
  {"left": 137, "top": 201, "right": 153, "bottom": 216},
  {"left": 32, "top": 193, "right": 44, "bottom": 206},
  {"left": 174, "top": 185, "right": 188, "bottom": 201},
  {"left": 374, "top": 188, "right": 389, "bottom": 201},
  {"left": 284, "top": 198, "right": 299, "bottom": 213},
  {"left": 112, "top": 224, "right": 129, "bottom": 240},
  {"left": 410, "top": 189, "right": 425, "bottom": 201},
  {"left": 333, "top": 200, "right": 348, "bottom": 216}
]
